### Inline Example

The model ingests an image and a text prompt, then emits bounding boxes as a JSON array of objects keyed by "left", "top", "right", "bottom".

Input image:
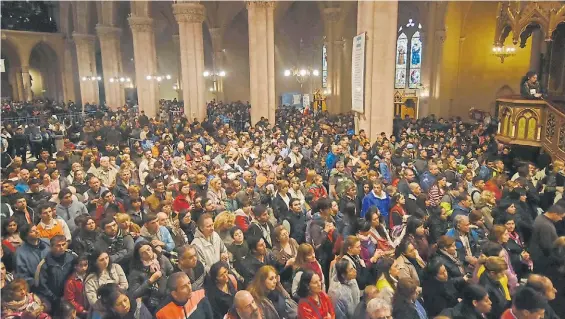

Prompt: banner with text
[{"left": 351, "top": 32, "right": 366, "bottom": 113}]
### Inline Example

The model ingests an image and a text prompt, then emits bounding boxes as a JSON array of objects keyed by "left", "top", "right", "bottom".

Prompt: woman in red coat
[
  {"left": 297, "top": 270, "right": 335, "bottom": 319},
  {"left": 484, "top": 175, "right": 505, "bottom": 202},
  {"left": 173, "top": 181, "right": 192, "bottom": 213}
]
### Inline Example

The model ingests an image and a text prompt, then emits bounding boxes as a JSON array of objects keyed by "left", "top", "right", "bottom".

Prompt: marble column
[
  {"left": 173, "top": 2, "right": 207, "bottom": 121},
  {"left": 21, "top": 66, "right": 33, "bottom": 102},
  {"left": 247, "top": 1, "right": 276, "bottom": 124},
  {"left": 128, "top": 16, "right": 158, "bottom": 118},
  {"left": 356, "top": 1, "right": 398, "bottom": 141},
  {"left": 323, "top": 7, "right": 343, "bottom": 114},
  {"left": 172, "top": 35, "right": 182, "bottom": 100},
  {"left": 210, "top": 27, "right": 225, "bottom": 102},
  {"left": 72, "top": 33, "right": 100, "bottom": 106},
  {"left": 96, "top": 25, "right": 125, "bottom": 110}
]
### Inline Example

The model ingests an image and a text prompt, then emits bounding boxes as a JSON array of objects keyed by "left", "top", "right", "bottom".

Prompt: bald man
[
  {"left": 526, "top": 274, "right": 560, "bottom": 319},
  {"left": 353, "top": 285, "right": 380, "bottom": 319},
  {"left": 225, "top": 290, "right": 263, "bottom": 319}
]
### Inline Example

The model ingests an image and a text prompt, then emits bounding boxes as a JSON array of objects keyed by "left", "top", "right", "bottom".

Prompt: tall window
[
  {"left": 395, "top": 19, "right": 423, "bottom": 89},
  {"left": 322, "top": 44, "right": 328, "bottom": 88}
]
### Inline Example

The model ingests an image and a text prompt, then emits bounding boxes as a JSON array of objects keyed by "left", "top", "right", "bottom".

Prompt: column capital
[
  {"left": 96, "top": 25, "right": 122, "bottom": 38},
  {"left": 173, "top": 3, "right": 206, "bottom": 24},
  {"left": 323, "top": 7, "right": 341, "bottom": 22},
  {"left": 128, "top": 16, "right": 154, "bottom": 32},
  {"left": 72, "top": 33, "right": 96, "bottom": 45},
  {"left": 246, "top": 1, "right": 276, "bottom": 10}
]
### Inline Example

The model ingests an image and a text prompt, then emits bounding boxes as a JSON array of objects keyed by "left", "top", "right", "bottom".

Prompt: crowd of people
[{"left": 0, "top": 98, "right": 564, "bottom": 319}]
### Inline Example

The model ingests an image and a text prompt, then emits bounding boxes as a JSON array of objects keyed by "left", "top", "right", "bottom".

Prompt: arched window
[{"left": 395, "top": 19, "right": 423, "bottom": 89}]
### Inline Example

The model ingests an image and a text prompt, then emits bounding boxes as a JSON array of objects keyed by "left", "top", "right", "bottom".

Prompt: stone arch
[
  {"left": 1, "top": 39, "right": 23, "bottom": 100},
  {"left": 28, "top": 42, "right": 63, "bottom": 101}
]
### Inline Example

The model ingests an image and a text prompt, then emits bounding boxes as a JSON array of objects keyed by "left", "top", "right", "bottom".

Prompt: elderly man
[
  {"left": 155, "top": 272, "right": 213, "bottom": 319},
  {"left": 225, "top": 290, "right": 263, "bottom": 319},
  {"left": 366, "top": 298, "right": 392, "bottom": 319},
  {"left": 138, "top": 150, "right": 156, "bottom": 185},
  {"left": 94, "top": 156, "right": 118, "bottom": 188}
]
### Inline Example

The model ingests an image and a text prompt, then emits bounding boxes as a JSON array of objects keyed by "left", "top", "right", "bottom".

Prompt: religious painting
[
  {"left": 395, "top": 33, "right": 408, "bottom": 89},
  {"left": 410, "top": 31, "right": 422, "bottom": 68}
]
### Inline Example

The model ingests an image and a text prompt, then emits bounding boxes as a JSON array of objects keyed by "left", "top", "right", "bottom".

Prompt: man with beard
[
  {"left": 225, "top": 290, "right": 263, "bottom": 319},
  {"left": 174, "top": 245, "right": 206, "bottom": 291},
  {"left": 94, "top": 217, "right": 134, "bottom": 272}
]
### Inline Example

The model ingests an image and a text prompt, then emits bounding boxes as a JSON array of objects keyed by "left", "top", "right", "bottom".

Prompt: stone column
[
  {"left": 61, "top": 39, "right": 77, "bottom": 102},
  {"left": 72, "top": 33, "right": 100, "bottom": 106},
  {"left": 96, "top": 25, "right": 125, "bottom": 110},
  {"left": 323, "top": 7, "right": 343, "bottom": 114},
  {"left": 20, "top": 66, "right": 33, "bottom": 102},
  {"left": 210, "top": 27, "right": 225, "bottom": 102},
  {"left": 356, "top": 1, "right": 398, "bottom": 141},
  {"left": 173, "top": 2, "right": 207, "bottom": 121},
  {"left": 529, "top": 29, "right": 543, "bottom": 74},
  {"left": 15, "top": 70, "right": 24, "bottom": 102},
  {"left": 128, "top": 16, "right": 159, "bottom": 118},
  {"left": 172, "top": 35, "right": 182, "bottom": 100},
  {"left": 247, "top": 1, "right": 276, "bottom": 124}
]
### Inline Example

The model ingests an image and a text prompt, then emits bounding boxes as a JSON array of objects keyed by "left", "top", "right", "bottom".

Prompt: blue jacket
[
  {"left": 326, "top": 152, "right": 339, "bottom": 173},
  {"left": 15, "top": 239, "right": 50, "bottom": 287},
  {"left": 361, "top": 191, "right": 391, "bottom": 219},
  {"left": 136, "top": 226, "right": 175, "bottom": 252},
  {"left": 419, "top": 171, "right": 437, "bottom": 192},
  {"left": 379, "top": 161, "right": 393, "bottom": 184},
  {"left": 36, "top": 251, "right": 76, "bottom": 303},
  {"left": 445, "top": 228, "right": 480, "bottom": 260},
  {"left": 450, "top": 204, "right": 471, "bottom": 222}
]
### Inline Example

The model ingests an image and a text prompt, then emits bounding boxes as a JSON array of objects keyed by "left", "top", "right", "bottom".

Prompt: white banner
[
  {"left": 0, "top": 59, "right": 5, "bottom": 73},
  {"left": 302, "top": 94, "right": 310, "bottom": 108},
  {"left": 292, "top": 94, "right": 301, "bottom": 105},
  {"left": 351, "top": 32, "right": 366, "bottom": 113}
]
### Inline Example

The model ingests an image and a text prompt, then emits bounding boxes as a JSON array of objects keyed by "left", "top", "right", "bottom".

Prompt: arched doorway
[
  {"left": 1, "top": 39, "right": 22, "bottom": 101},
  {"left": 29, "top": 42, "right": 63, "bottom": 101}
]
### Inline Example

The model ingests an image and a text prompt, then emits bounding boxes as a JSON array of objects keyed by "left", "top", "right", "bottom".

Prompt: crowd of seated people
[{"left": 1, "top": 98, "right": 564, "bottom": 319}]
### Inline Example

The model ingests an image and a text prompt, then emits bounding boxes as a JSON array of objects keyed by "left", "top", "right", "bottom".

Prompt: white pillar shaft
[
  {"left": 356, "top": 1, "right": 398, "bottom": 141},
  {"left": 73, "top": 33, "right": 100, "bottom": 106},
  {"left": 97, "top": 25, "right": 125, "bottom": 110}
]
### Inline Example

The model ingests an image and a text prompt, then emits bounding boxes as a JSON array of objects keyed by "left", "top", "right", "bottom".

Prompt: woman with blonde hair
[
  {"left": 288, "top": 176, "right": 306, "bottom": 207},
  {"left": 207, "top": 177, "right": 227, "bottom": 212},
  {"left": 304, "top": 170, "right": 317, "bottom": 189},
  {"left": 214, "top": 211, "right": 236, "bottom": 246},
  {"left": 247, "top": 265, "right": 295, "bottom": 319},
  {"left": 479, "top": 256, "right": 511, "bottom": 319},
  {"left": 292, "top": 243, "right": 326, "bottom": 298},
  {"left": 114, "top": 213, "right": 141, "bottom": 239},
  {"left": 272, "top": 225, "right": 298, "bottom": 290}
]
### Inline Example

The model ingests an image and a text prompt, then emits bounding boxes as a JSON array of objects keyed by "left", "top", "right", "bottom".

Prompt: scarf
[
  {"left": 142, "top": 256, "right": 161, "bottom": 274},
  {"left": 440, "top": 249, "right": 465, "bottom": 275},
  {"left": 304, "top": 261, "right": 323, "bottom": 281},
  {"left": 140, "top": 225, "right": 162, "bottom": 242}
]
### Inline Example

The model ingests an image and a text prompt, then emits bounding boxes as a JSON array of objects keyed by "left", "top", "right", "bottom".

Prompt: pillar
[
  {"left": 173, "top": 2, "right": 207, "bottom": 121},
  {"left": 247, "top": 1, "right": 276, "bottom": 124},
  {"left": 128, "top": 16, "right": 159, "bottom": 118},
  {"left": 172, "top": 35, "right": 182, "bottom": 100},
  {"left": 72, "top": 33, "right": 100, "bottom": 106},
  {"left": 61, "top": 39, "right": 77, "bottom": 102},
  {"left": 96, "top": 25, "right": 125, "bottom": 110},
  {"left": 356, "top": 1, "right": 398, "bottom": 141},
  {"left": 210, "top": 27, "right": 225, "bottom": 102},
  {"left": 323, "top": 7, "right": 344, "bottom": 114},
  {"left": 529, "top": 29, "right": 543, "bottom": 74},
  {"left": 21, "top": 66, "right": 33, "bottom": 102}
]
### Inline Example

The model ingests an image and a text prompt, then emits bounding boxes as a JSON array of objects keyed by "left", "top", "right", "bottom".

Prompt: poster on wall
[
  {"left": 0, "top": 59, "right": 5, "bottom": 73},
  {"left": 292, "top": 94, "right": 301, "bottom": 106},
  {"left": 351, "top": 32, "right": 366, "bottom": 113},
  {"left": 302, "top": 94, "right": 310, "bottom": 109}
]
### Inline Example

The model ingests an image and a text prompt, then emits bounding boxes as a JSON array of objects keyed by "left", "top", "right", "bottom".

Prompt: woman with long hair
[
  {"left": 429, "top": 235, "right": 465, "bottom": 279},
  {"left": 296, "top": 270, "right": 336, "bottom": 319},
  {"left": 272, "top": 180, "right": 292, "bottom": 221},
  {"left": 114, "top": 213, "right": 141, "bottom": 240},
  {"left": 247, "top": 265, "right": 294, "bottom": 319},
  {"left": 96, "top": 283, "right": 152, "bottom": 319},
  {"left": 288, "top": 177, "right": 306, "bottom": 208},
  {"left": 422, "top": 258, "right": 465, "bottom": 317},
  {"left": 207, "top": 177, "right": 227, "bottom": 212},
  {"left": 234, "top": 236, "right": 284, "bottom": 288},
  {"left": 71, "top": 215, "right": 101, "bottom": 257},
  {"left": 365, "top": 209, "right": 395, "bottom": 252},
  {"left": 395, "top": 238, "right": 425, "bottom": 285},
  {"left": 391, "top": 277, "right": 428, "bottom": 319},
  {"left": 328, "top": 259, "right": 360, "bottom": 319},
  {"left": 403, "top": 217, "right": 431, "bottom": 262},
  {"left": 427, "top": 174, "right": 447, "bottom": 208},
  {"left": 84, "top": 250, "right": 128, "bottom": 308},
  {"left": 336, "top": 235, "right": 371, "bottom": 290},
  {"left": 1, "top": 217, "right": 22, "bottom": 253},
  {"left": 127, "top": 241, "right": 173, "bottom": 313},
  {"left": 375, "top": 257, "right": 400, "bottom": 307},
  {"left": 173, "top": 181, "right": 192, "bottom": 213},
  {"left": 292, "top": 243, "right": 326, "bottom": 299},
  {"left": 500, "top": 215, "right": 532, "bottom": 280},
  {"left": 478, "top": 256, "right": 511, "bottom": 319},
  {"left": 178, "top": 210, "right": 196, "bottom": 244},
  {"left": 487, "top": 225, "right": 519, "bottom": 292},
  {"left": 272, "top": 225, "right": 298, "bottom": 288},
  {"left": 389, "top": 193, "right": 407, "bottom": 229},
  {"left": 204, "top": 261, "right": 239, "bottom": 319}
]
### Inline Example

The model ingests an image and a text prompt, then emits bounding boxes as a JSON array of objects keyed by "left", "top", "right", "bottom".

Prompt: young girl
[
  {"left": 1, "top": 278, "right": 51, "bottom": 319},
  {"left": 2, "top": 218, "right": 22, "bottom": 252},
  {"left": 64, "top": 255, "right": 89, "bottom": 317}
]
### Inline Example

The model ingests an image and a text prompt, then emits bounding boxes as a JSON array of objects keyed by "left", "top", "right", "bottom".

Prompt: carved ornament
[
  {"left": 95, "top": 25, "right": 122, "bottom": 38},
  {"left": 173, "top": 3, "right": 205, "bottom": 24},
  {"left": 128, "top": 17, "right": 154, "bottom": 32},
  {"left": 246, "top": 1, "right": 276, "bottom": 10}
]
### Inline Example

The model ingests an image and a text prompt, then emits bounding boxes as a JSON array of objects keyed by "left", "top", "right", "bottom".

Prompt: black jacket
[
  {"left": 427, "top": 215, "right": 448, "bottom": 244},
  {"left": 234, "top": 252, "right": 287, "bottom": 288},
  {"left": 430, "top": 250, "right": 464, "bottom": 279},
  {"left": 71, "top": 229, "right": 101, "bottom": 256},
  {"left": 205, "top": 278, "right": 237, "bottom": 319},
  {"left": 37, "top": 252, "right": 77, "bottom": 303},
  {"left": 284, "top": 211, "right": 308, "bottom": 244},
  {"left": 271, "top": 193, "right": 291, "bottom": 221},
  {"left": 94, "top": 232, "right": 134, "bottom": 271},
  {"left": 422, "top": 276, "right": 464, "bottom": 317},
  {"left": 246, "top": 222, "right": 276, "bottom": 250},
  {"left": 405, "top": 193, "right": 427, "bottom": 219},
  {"left": 128, "top": 256, "right": 174, "bottom": 312},
  {"left": 479, "top": 273, "right": 510, "bottom": 319},
  {"left": 440, "top": 302, "right": 486, "bottom": 319},
  {"left": 392, "top": 300, "right": 421, "bottom": 319}
]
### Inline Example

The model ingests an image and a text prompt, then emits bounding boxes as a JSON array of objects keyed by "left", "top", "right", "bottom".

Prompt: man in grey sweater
[
  {"left": 529, "top": 199, "right": 565, "bottom": 272},
  {"left": 55, "top": 188, "right": 88, "bottom": 232}
]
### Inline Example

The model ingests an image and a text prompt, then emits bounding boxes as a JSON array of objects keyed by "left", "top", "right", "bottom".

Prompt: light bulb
[
  {"left": 203, "top": 71, "right": 210, "bottom": 77},
  {"left": 119, "top": 77, "right": 125, "bottom": 82},
  {"left": 146, "top": 75, "right": 152, "bottom": 80},
  {"left": 82, "top": 77, "right": 87, "bottom": 81},
  {"left": 300, "top": 69, "right": 307, "bottom": 76},
  {"left": 126, "top": 78, "right": 131, "bottom": 82},
  {"left": 97, "top": 76, "right": 102, "bottom": 81},
  {"left": 156, "top": 76, "right": 162, "bottom": 82},
  {"left": 219, "top": 71, "right": 226, "bottom": 77},
  {"left": 312, "top": 70, "right": 319, "bottom": 76},
  {"left": 284, "top": 70, "right": 291, "bottom": 77},
  {"left": 166, "top": 75, "right": 171, "bottom": 80},
  {"left": 109, "top": 78, "right": 115, "bottom": 83}
]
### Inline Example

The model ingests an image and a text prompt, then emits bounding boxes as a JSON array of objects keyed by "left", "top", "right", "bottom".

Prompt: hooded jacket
[
  {"left": 15, "top": 239, "right": 50, "bottom": 287},
  {"left": 35, "top": 251, "right": 77, "bottom": 303},
  {"left": 361, "top": 190, "right": 390, "bottom": 219},
  {"left": 56, "top": 199, "right": 89, "bottom": 232},
  {"left": 191, "top": 228, "right": 227, "bottom": 272}
]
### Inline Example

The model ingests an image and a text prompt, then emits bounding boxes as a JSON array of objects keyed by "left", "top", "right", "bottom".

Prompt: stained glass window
[
  {"left": 322, "top": 44, "right": 328, "bottom": 88},
  {"left": 395, "top": 33, "right": 408, "bottom": 89},
  {"left": 394, "top": 19, "right": 423, "bottom": 89}
]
